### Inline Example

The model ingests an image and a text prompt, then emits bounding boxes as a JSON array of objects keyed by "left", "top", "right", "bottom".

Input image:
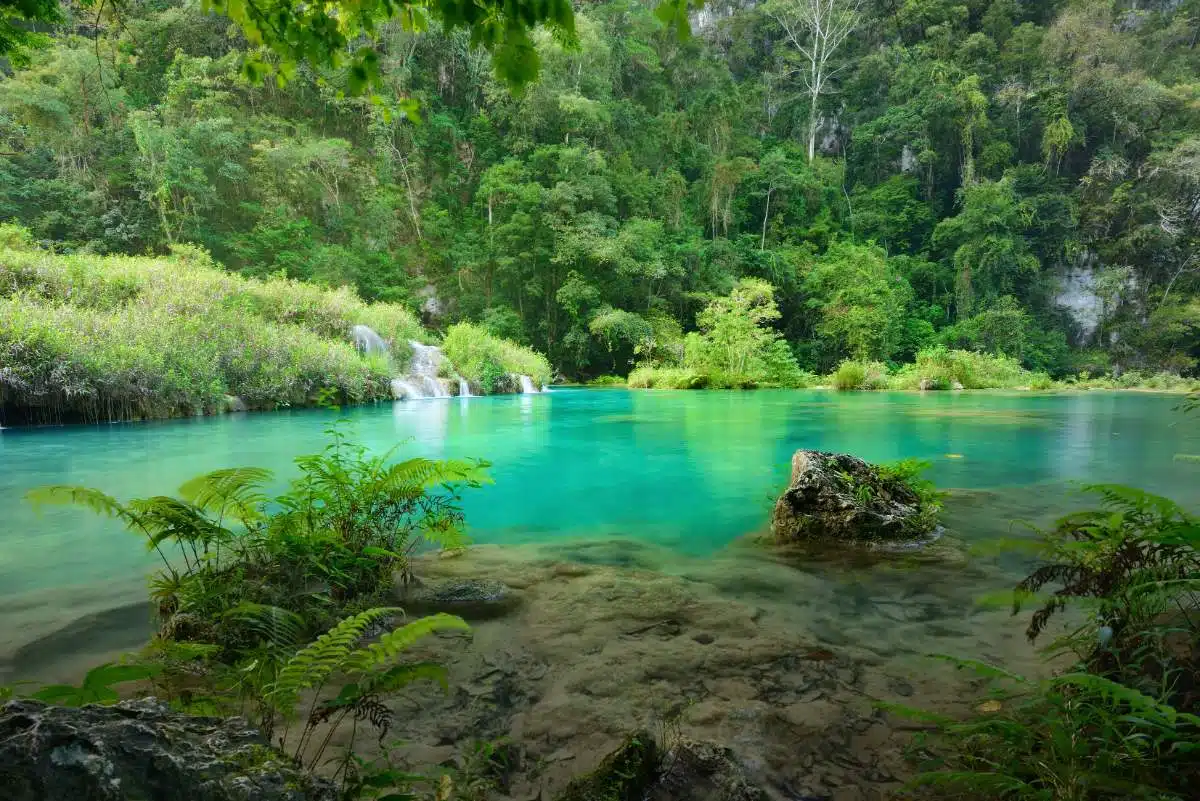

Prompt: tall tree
[{"left": 768, "top": 0, "right": 863, "bottom": 161}]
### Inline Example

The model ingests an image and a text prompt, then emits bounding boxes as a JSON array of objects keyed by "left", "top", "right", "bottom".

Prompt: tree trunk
[{"left": 761, "top": 188, "right": 772, "bottom": 250}]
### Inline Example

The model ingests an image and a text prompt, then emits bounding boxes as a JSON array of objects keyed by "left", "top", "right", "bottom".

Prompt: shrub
[
  {"left": 26, "top": 421, "right": 492, "bottom": 655},
  {"left": 626, "top": 366, "right": 708, "bottom": 389},
  {"left": 832, "top": 359, "right": 889, "bottom": 390},
  {"left": 441, "top": 322, "right": 553, "bottom": 390},
  {"left": 890, "top": 346, "right": 1030, "bottom": 389},
  {"left": 0, "top": 244, "right": 430, "bottom": 423}
]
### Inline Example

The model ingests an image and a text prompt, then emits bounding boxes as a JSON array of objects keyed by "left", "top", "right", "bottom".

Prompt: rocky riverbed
[{"left": 304, "top": 533, "right": 1046, "bottom": 801}]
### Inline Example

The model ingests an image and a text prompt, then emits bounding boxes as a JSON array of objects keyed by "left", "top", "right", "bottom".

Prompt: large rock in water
[
  {"left": 396, "top": 577, "right": 520, "bottom": 620},
  {"left": 770, "top": 450, "right": 930, "bottom": 542},
  {"left": 0, "top": 698, "right": 335, "bottom": 801}
]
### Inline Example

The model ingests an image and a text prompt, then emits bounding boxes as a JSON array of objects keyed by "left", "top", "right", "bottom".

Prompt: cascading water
[
  {"left": 406, "top": 341, "right": 450, "bottom": 398},
  {"left": 350, "top": 324, "right": 388, "bottom": 355},
  {"left": 458, "top": 378, "right": 472, "bottom": 397},
  {"left": 518, "top": 375, "right": 537, "bottom": 394}
]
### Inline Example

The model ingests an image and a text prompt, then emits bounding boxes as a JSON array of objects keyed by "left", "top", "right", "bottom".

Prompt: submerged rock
[
  {"left": 555, "top": 730, "right": 659, "bottom": 801},
  {"left": 652, "top": 739, "right": 766, "bottom": 801},
  {"left": 770, "top": 450, "right": 933, "bottom": 543},
  {"left": 554, "top": 733, "right": 766, "bottom": 801},
  {"left": 396, "top": 578, "right": 520, "bottom": 620},
  {"left": 0, "top": 698, "right": 334, "bottom": 801}
]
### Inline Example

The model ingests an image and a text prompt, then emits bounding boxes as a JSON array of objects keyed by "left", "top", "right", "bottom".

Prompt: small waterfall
[
  {"left": 458, "top": 378, "right": 472, "bottom": 397},
  {"left": 518, "top": 375, "right": 537, "bottom": 394},
  {"left": 350, "top": 324, "right": 388, "bottom": 355},
  {"left": 394, "top": 341, "right": 449, "bottom": 399}
]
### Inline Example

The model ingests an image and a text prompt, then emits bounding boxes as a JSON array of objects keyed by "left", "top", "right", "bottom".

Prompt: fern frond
[
  {"left": 127, "top": 496, "right": 226, "bottom": 548},
  {"left": 1050, "top": 673, "right": 1182, "bottom": 723},
  {"left": 343, "top": 613, "right": 469, "bottom": 673},
  {"left": 928, "top": 654, "right": 1032, "bottom": 684},
  {"left": 25, "top": 485, "right": 132, "bottom": 521},
  {"left": 179, "top": 467, "right": 273, "bottom": 524},
  {"left": 224, "top": 603, "right": 306, "bottom": 650},
  {"left": 267, "top": 607, "right": 401, "bottom": 712}
]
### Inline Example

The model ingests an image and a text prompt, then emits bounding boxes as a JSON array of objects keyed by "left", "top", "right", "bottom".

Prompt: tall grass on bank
[
  {"left": 0, "top": 243, "right": 426, "bottom": 423},
  {"left": 441, "top": 322, "right": 553, "bottom": 391}
]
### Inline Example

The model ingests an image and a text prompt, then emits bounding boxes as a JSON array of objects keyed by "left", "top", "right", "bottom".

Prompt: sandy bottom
[{"left": 316, "top": 531, "right": 1049, "bottom": 801}]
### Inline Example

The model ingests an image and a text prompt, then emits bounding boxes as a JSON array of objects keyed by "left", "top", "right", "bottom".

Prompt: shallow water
[{"left": 2, "top": 389, "right": 1197, "bottom": 681}]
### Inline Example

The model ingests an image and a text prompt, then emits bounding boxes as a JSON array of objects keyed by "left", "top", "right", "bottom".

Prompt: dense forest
[{"left": 3, "top": 0, "right": 1199, "bottom": 382}]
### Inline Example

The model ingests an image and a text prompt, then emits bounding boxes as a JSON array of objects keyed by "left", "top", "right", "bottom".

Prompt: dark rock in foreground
[
  {"left": 397, "top": 577, "right": 520, "bottom": 620},
  {"left": 554, "top": 732, "right": 766, "bottom": 801},
  {"left": 0, "top": 698, "right": 334, "bottom": 801},
  {"left": 771, "top": 450, "right": 933, "bottom": 542}
]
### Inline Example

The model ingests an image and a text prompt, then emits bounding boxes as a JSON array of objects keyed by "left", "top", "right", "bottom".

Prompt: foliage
[
  {"left": 4, "top": 0, "right": 1200, "bottom": 388},
  {"left": 1013, "top": 485, "right": 1199, "bottom": 702},
  {"left": 442, "top": 322, "right": 553, "bottom": 391},
  {"left": 891, "top": 346, "right": 1032, "bottom": 390},
  {"left": 879, "top": 457, "right": 945, "bottom": 529},
  {"left": 26, "top": 421, "right": 491, "bottom": 656},
  {"left": 898, "top": 657, "right": 1200, "bottom": 801},
  {"left": 30, "top": 661, "right": 160, "bottom": 707},
  {"left": 0, "top": 243, "right": 427, "bottom": 423},
  {"left": 626, "top": 366, "right": 708, "bottom": 390},
  {"left": 831, "top": 360, "right": 889, "bottom": 391}
]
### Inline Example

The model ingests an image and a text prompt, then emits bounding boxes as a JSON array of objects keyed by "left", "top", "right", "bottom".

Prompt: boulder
[
  {"left": 554, "top": 733, "right": 766, "bottom": 801},
  {"left": 770, "top": 450, "right": 932, "bottom": 542},
  {"left": 651, "top": 739, "right": 766, "bottom": 801},
  {"left": 396, "top": 578, "right": 520, "bottom": 620},
  {"left": 0, "top": 698, "right": 334, "bottom": 801},
  {"left": 555, "top": 731, "right": 658, "bottom": 801}
]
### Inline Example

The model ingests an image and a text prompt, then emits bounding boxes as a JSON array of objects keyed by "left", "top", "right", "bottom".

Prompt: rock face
[
  {"left": 770, "top": 450, "right": 930, "bottom": 542},
  {"left": 0, "top": 698, "right": 334, "bottom": 801},
  {"left": 397, "top": 578, "right": 520, "bottom": 620}
]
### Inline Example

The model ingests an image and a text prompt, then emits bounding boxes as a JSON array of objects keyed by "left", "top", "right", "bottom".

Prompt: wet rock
[
  {"left": 555, "top": 730, "right": 658, "bottom": 801},
  {"left": 651, "top": 739, "right": 766, "bottom": 801},
  {"left": 0, "top": 698, "right": 334, "bottom": 801},
  {"left": 770, "top": 451, "right": 933, "bottom": 543},
  {"left": 223, "top": 395, "right": 248, "bottom": 413},
  {"left": 397, "top": 578, "right": 520, "bottom": 620}
]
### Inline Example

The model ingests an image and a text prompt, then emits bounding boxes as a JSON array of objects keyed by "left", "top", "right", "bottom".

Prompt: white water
[
  {"left": 458, "top": 378, "right": 472, "bottom": 397},
  {"left": 518, "top": 375, "right": 537, "bottom": 394},
  {"left": 400, "top": 341, "right": 450, "bottom": 399},
  {"left": 350, "top": 324, "right": 388, "bottom": 355}
]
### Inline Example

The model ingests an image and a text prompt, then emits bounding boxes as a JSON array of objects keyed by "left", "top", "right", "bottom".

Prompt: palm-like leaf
[
  {"left": 343, "top": 613, "right": 468, "bottom": 673},
  {"left": 179, "top": 467, "right": 273, "bottom": 525},
  {"left": 25, "top": 485, "right": 133, "bottom": 521}
]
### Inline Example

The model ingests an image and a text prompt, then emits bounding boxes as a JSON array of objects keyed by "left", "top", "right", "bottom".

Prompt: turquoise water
[{"left": 2, "top": 389, "right": 1198, "bottom": 673}]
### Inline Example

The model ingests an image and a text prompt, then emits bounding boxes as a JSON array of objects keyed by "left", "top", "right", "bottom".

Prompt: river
[{"left": 2, "top": 389, "right": 1197, "bottom": 682}]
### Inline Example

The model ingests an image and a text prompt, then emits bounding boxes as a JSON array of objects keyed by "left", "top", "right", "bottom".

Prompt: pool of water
[{"left": 2, "top": 389, "right": 1197, "bottom": 677}]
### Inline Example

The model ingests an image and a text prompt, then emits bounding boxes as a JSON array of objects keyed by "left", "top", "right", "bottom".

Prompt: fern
[
  {"left": 267, "top": 607, "right": 401, "bottom": 711},
  {"left": 223, "top": 602, "right": 306, "bottom": 650},
  {"left": 178, "top": 466, "right": 273, "bottom": 525},
  {"left": 31, "top": 662, "right": 160, "bottom": 707},
  {"left": 343, "top": 613, "right": 470, "bottom": 673}
]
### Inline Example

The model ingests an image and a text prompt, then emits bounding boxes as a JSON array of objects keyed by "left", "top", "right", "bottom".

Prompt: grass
[
  {"left": 626, "top": 366, "right": 710, "bottom": 389},
  {"left": 0, "top": 242, "right": 426, "bottom": 423},
  {"left": 441, "top": 322, "right": 553, "bottom": 391}
]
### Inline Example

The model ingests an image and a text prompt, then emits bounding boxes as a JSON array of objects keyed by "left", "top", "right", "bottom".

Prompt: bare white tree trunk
[{"left": 769, "top": 0, "right": 863, "bottom": 162}]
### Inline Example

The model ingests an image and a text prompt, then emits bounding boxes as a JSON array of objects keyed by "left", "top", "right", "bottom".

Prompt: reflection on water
[{"left": 1, "top": 389, "right": 1196, "bottom": 679}]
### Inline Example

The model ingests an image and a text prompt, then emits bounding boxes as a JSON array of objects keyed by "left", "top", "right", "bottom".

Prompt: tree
[{"left": 767, "top": 0, "right": 863, "bottom": 161}]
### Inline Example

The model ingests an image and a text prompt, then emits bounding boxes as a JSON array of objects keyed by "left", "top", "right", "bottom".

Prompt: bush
[
  {"left": 832, "top": 360, "right": 889, "bottom": 390},
  {"left": 441, "top": 322, "right": 553, "bottom": 391},
  {"left": 26, "top": 422, "right": 491, "bottom": 656},
  {"left": 890, "top": 346, "right": 1030, "bottom": 389},
  {"left": 626, "top": 366, "right": 708, "bottom": 389},
  {"left": 0, "top": 244, "right": 429, "bottom": 423}
]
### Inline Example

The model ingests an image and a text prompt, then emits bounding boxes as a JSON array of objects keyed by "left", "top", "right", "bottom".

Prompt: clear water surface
[{"left": 2, "top": 389, "right": 1197, "bottom": 676}]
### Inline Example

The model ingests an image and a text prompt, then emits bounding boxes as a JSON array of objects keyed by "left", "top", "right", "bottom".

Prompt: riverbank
[{"left": 0, "top": 242, "right": 550, "bottom": 425}]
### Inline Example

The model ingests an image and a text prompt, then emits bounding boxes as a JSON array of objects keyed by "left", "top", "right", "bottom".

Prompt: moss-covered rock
[
  {"left": 0, "top": 697, "right": 334, "bottom": 801},
  {"left": 555, "top": 730, "right": 659, "bottom": 801},
  {"left": 770, "top": 450, "right": 939, "bottom": 543}
]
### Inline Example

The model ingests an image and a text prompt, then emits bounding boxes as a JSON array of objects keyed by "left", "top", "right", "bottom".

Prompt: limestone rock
[
  {"left": 397, "top": 578, "right": 520, "bottom": 620},
  {"left": 0, "top": 698, "right": 334, "bottom": 801},
  {"left": 770, "top": 450, "right": 932, "bottom": 542}
]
